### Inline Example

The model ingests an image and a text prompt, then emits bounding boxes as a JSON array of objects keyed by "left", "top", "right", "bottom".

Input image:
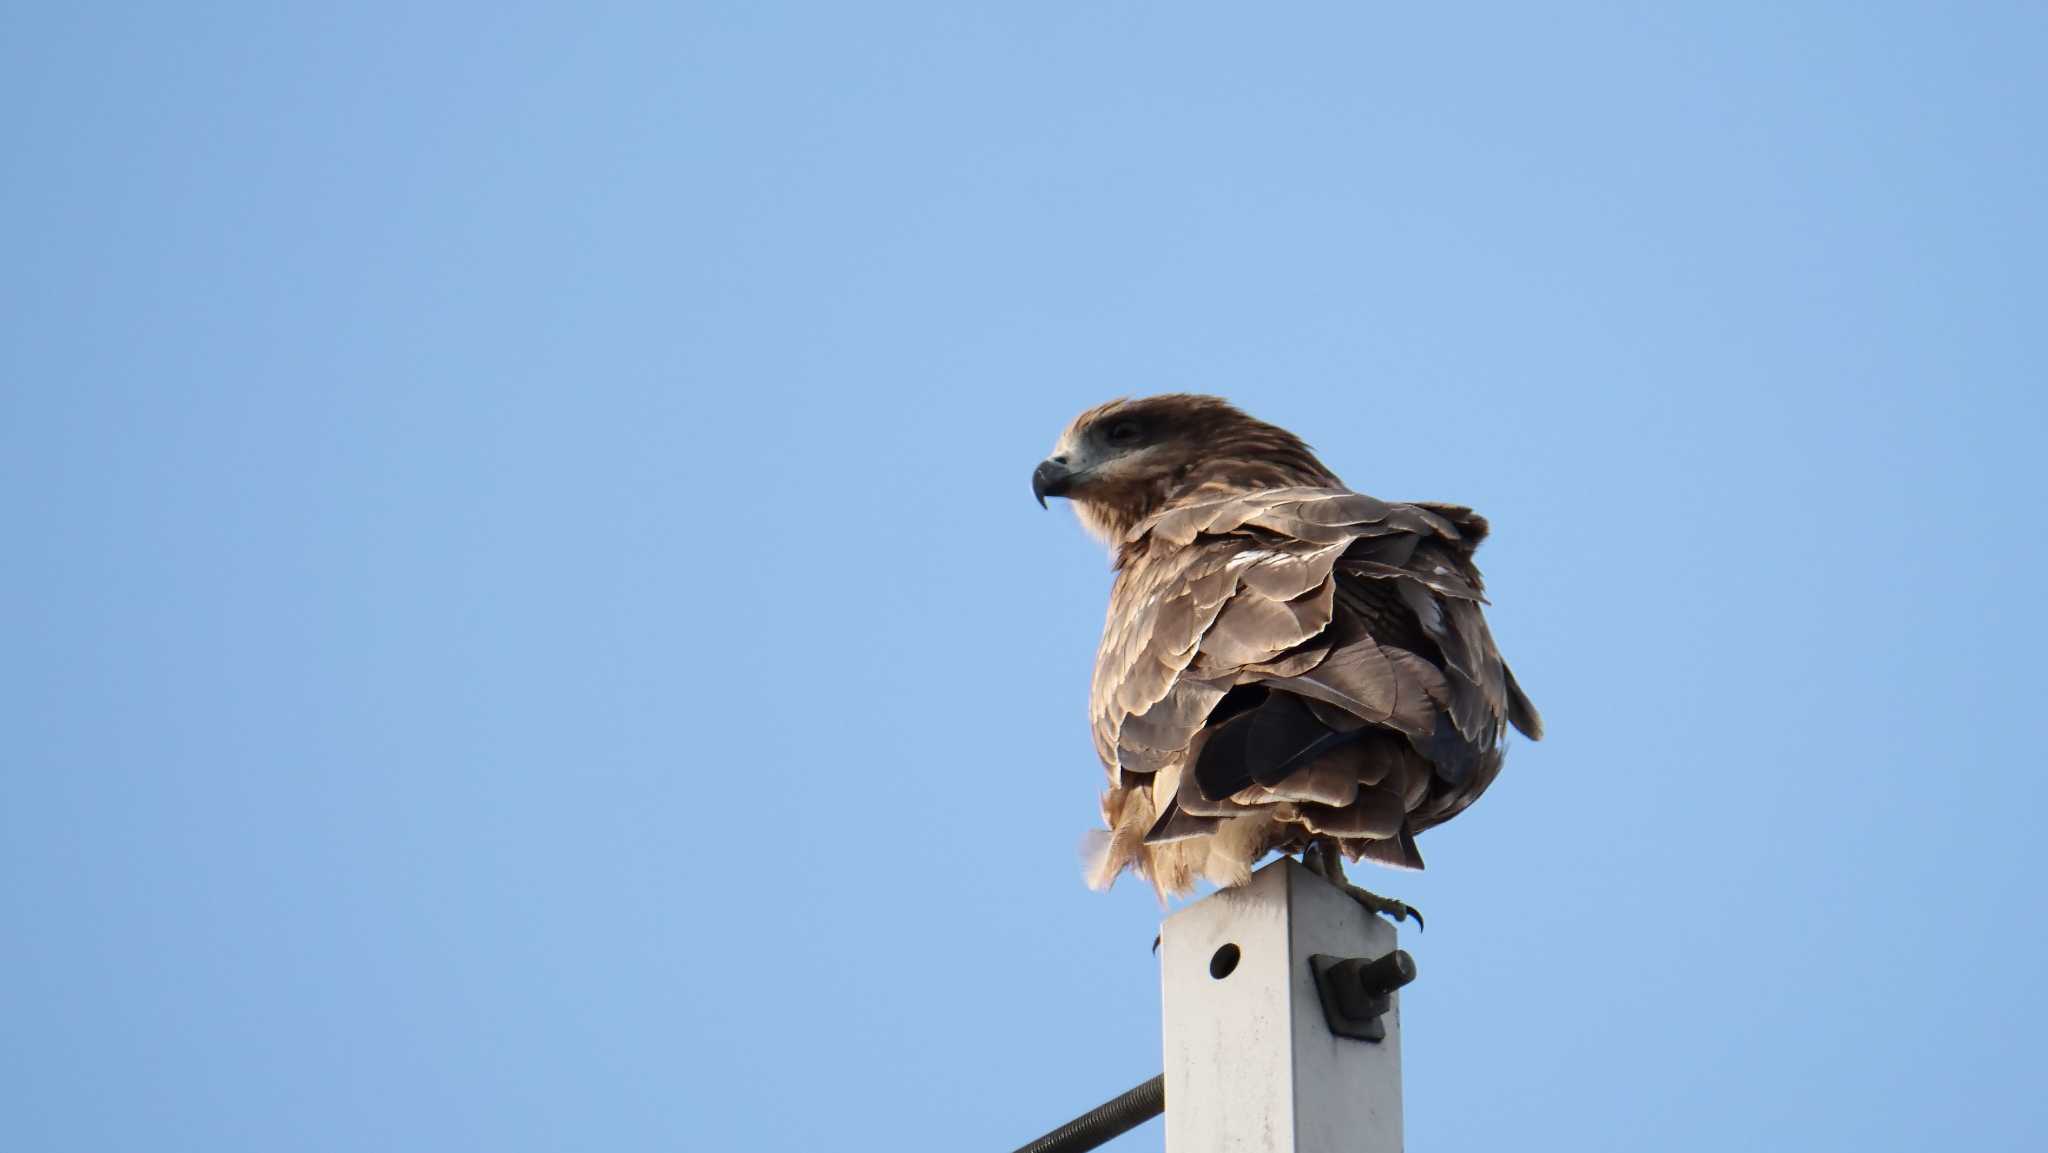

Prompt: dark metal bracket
[{"left": 1309, "top": 949, "right": 1417, "bottom": 1042}]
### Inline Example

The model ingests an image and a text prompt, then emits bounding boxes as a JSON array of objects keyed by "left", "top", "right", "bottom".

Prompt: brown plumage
[{"left": 1033, "top": 394, "right": 1542, "bottom": 900}]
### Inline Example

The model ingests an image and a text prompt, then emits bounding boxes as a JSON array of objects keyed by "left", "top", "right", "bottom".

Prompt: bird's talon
[{"left": 1341, "top": 882, "right": 1424, "bottom": 931}]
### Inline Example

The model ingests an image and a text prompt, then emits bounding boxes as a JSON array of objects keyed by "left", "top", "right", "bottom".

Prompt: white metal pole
[{"left": 1159, "top": 858, "right": 1406, "bottom": 1152}]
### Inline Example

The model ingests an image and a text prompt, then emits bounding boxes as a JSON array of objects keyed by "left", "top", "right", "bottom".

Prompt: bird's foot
[
  {"left": 1338, "top": 882, "right": 1424, "bottom": 931},
  {"left": 1300, "top": 839, "right": 1423, "bottom": 930},
  {"left": 1300, "top": 840, "right": 1340, "bottom": 881}
]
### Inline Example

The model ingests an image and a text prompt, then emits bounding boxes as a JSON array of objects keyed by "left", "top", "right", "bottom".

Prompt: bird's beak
[{"left": 1032, "top": 458, "right": 1076, "bottom": 508}]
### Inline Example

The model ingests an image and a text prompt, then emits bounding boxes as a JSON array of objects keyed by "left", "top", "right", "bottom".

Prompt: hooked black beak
[{"left": 1032, "top": 457, "right": 1076, "bottom": 508}]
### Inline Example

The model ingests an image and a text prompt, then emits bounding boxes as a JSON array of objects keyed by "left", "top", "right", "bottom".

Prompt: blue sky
[{"left": 3, "top": 3, "right": 2044, "bottom": 1150}]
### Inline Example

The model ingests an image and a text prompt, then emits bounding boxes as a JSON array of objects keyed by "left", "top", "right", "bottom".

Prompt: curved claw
[
  {"left": 1380, "top": 900, "right": 1426, "bottom": 932},
  {"left": 1341, "top": 882, "right": 1425, "bottom": 932}
]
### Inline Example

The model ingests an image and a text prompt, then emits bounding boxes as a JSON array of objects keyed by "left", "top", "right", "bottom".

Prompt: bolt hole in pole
[{"left": 1209, "top": 943, "right": 1240, "bottom": 979}]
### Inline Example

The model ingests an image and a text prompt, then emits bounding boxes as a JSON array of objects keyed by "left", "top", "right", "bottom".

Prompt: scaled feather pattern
[{"left": 1036, "top": 395, "right": 1543, "bottom": 900}]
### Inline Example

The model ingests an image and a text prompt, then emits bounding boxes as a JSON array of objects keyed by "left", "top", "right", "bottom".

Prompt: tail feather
[
  {"left": 1504, "top": 663, "right": 1543, "bottom": 740},
  {"left": 1352, "top": 827, "right": 1425, "bottom": 870}
]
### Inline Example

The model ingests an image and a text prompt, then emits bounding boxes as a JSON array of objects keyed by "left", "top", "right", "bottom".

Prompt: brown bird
[{"left": 1034, "top": 394, "right": 1542, "bottom": 924}]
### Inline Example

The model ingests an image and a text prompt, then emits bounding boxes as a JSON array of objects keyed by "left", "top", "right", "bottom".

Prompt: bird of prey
[{"left": 1033, "top": 394, "right": 1541, "bottom": 923}]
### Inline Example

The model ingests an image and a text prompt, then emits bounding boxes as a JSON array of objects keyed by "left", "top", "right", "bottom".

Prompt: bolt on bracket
[{"left": 1308, "top": 949, "right": 1417, "bottom": 1042}]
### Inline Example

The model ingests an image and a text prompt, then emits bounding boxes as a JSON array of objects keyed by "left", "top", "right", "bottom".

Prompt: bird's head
[{"left": 1034, "top": 394, "right": 1338, "bottom": 546}]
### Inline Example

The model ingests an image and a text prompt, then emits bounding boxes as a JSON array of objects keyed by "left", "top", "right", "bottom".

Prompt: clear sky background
[{"left": 4, "top": 4, "right": 2044, "bottom": 1151}]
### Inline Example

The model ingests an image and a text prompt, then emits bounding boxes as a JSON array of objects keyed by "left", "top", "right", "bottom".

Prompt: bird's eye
[{"left": 1107, "top": 420, "right": 1143, "bottom": 445}]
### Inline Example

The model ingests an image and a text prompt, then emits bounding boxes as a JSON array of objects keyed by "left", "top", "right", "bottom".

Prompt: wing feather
[{"left": 1086, "top": 486, "right": 1540, "bottom": 896}]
